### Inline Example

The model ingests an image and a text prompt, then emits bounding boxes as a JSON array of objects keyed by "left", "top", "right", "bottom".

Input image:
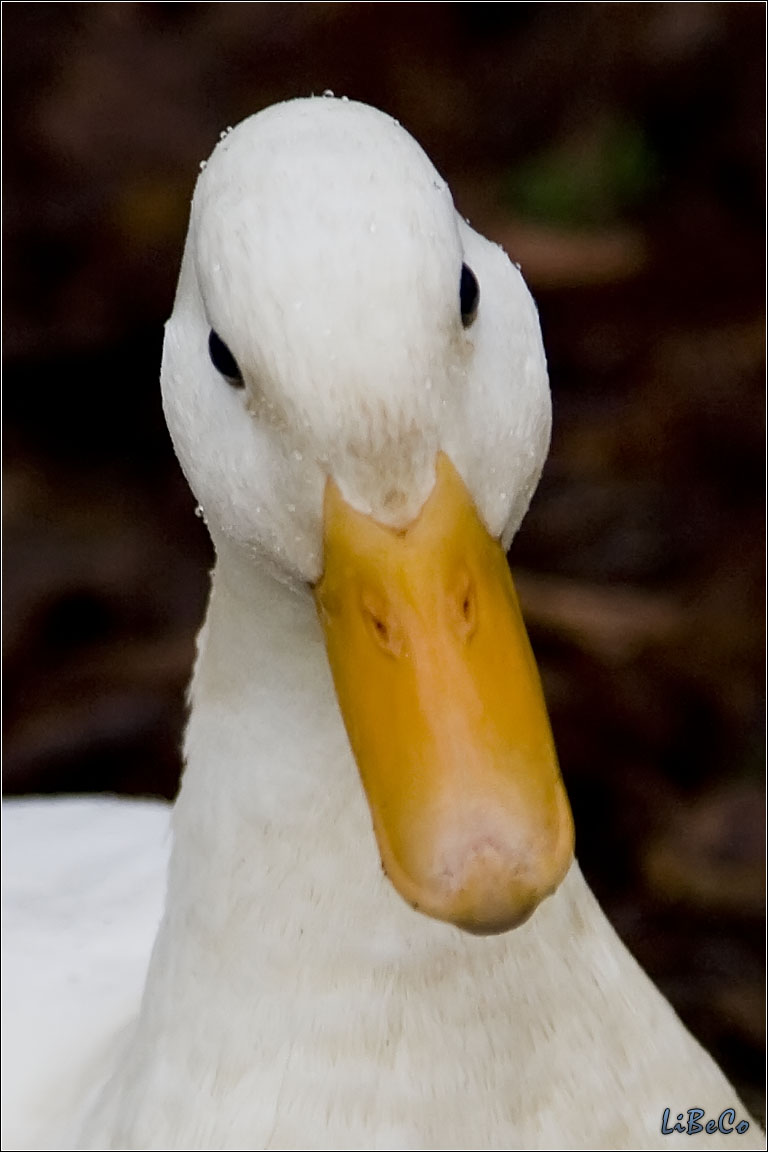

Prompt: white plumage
[{"left": 2, "top": 97, "right": 760, "bottom": 1151}]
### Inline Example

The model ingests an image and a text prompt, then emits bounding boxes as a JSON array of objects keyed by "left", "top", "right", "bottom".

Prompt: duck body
[
  {"left": 80, "top": 562, "right": 758, "bottom": 1151},
  {"left": 2, "top": 97, "right": 762, "bottom": 1150},
  {"left": 2, "top": 798, "right": 170, "bottom": 1151}
]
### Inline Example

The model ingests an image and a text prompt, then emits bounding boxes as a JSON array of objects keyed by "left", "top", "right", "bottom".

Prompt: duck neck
[{"left": 168, "top": 536, "right": 381, "bottom": 935}]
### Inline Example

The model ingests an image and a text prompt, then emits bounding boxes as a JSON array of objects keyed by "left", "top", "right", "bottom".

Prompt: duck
[{"left": 2, "top": 96, "right": 761, "bottom": 1152}]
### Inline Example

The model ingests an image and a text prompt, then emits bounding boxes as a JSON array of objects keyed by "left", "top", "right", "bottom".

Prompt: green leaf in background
[{"left": 506, "top": 117, "right": 659, "bottom": 228}]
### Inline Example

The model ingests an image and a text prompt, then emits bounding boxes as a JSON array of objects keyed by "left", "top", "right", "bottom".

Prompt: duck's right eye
[
  {"left": 459, "top": 264, "right": 479, "bottom": 328},
  {"left": 208, "top": 330, "right": 243, "bottom": 387}
]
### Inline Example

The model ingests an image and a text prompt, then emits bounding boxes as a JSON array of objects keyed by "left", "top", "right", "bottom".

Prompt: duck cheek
[{"left": 313, "top": 452, "right": 575, "bottom": 935}]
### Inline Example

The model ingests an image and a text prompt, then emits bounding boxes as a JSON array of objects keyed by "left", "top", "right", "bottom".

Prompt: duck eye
[
  {"left": 208, "top": 330, "right": 243, "bottom": 387},
  {"left": 459, "top": 264, "right": 479, "bottom": 328}
]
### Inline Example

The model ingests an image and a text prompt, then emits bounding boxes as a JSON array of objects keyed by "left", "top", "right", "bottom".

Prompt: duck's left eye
[
  {"left": 460, "top": 264, "right": 479, "bottom": 328},
  {"left": 209, "top": 330, "right": 244, "bottom": 387}
]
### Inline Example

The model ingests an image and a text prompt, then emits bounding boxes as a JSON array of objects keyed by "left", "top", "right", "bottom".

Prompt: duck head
[{"left": 161, "top": 97, "right": 574, "bottom": 935}]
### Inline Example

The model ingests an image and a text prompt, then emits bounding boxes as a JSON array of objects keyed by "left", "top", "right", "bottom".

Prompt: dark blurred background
[{"left": 3, "top": 2, "right": 764, "bottom": 1119}]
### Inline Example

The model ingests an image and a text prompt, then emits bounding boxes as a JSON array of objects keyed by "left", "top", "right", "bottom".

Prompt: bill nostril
[
  {"left": 361, "top": 590, "right": 404, "bottom": 657},
  {"left": 454, "top": 573, "right": 477, "bottom": 639},
  {"left": 371, "top": 614, "right": 389, "bottom": 643}
]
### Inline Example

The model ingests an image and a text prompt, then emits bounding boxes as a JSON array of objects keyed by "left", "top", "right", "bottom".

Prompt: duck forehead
[
  {"left": 191, "top": 100, "right": 465, "bottom": 507},
  {"left": 196, "top": 98, "right": 455, "bottom": 237},
  {"left": 195, "top": 185, "right": 460, "bottom": 424},
  {"left": 193, "top": 98, "right": 461, "bottom": 335}
]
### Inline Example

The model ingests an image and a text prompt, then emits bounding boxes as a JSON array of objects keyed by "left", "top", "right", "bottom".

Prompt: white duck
[{"left": 2, "top": 97, "right": 761, "bottom": 1151}]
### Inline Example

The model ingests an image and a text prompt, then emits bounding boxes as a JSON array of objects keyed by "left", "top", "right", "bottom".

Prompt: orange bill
[{"left": 313, "top": 453, "right": 574, "bottom": 934}]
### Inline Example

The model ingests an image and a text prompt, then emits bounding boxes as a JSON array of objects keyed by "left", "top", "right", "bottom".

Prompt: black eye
[
  {"left": 460, "top": 264, "right": 479, "bottom": 328},
  {"left": 208, "top": 330, "right": 243, "bottom": 387}
]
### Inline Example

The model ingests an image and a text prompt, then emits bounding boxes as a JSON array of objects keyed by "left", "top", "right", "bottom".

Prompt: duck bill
[{"left": 313, "top": 453, "right": 574, "bottom": 934}]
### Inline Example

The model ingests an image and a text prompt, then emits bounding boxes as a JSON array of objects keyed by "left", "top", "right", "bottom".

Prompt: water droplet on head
[
  {"left": 341, "top": 95, "right": 349, "bottom": 102},
  {"left": 194, "top": 504, "right": 204, "bottom": 519},
  {"left": 199, "top": 160, "right": 207, "bottom": 171},
  {"left": 322, "top": 89, "right": 334, "bottom": 98},
  {"left": 219, "top": 130, "right": 228, "bottom": 140}
]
